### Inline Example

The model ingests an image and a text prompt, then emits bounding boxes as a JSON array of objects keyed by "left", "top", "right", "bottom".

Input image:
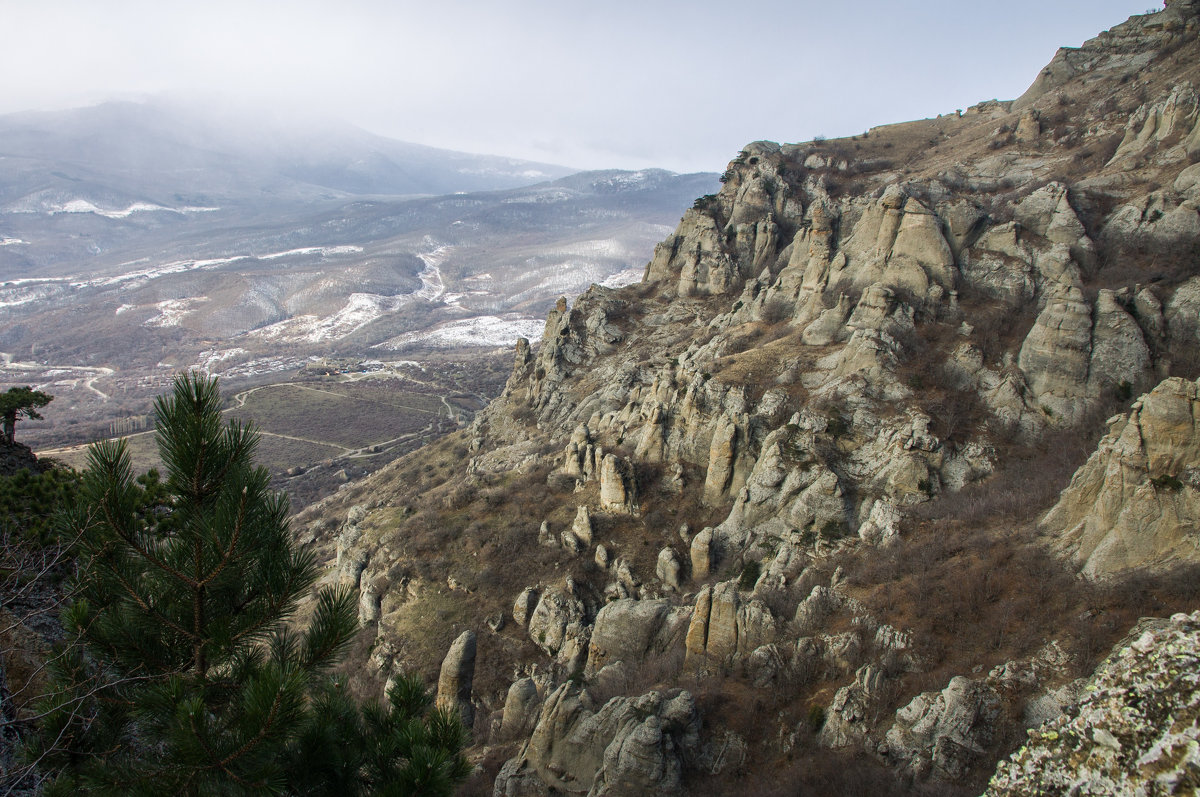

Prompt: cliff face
[{"left": 297, "top": 4, "right": 1200, "bottom": 794}]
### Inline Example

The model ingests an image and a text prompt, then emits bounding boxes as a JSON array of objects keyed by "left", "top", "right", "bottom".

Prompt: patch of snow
[
  {"left": 505, "top": 261, "right": 613, "bottom": 305},
  {"left": 550, "top": 239, "right": 629, "bottom": 258},
  {"left": 242, "top": 315, "right": 323, "bottom": 342},
  {"left": 75, "top": 256, "right": 250, "bottom": 289},
  {"left": 143, "top": 297, "right": 209, "bottom": 328},
  {"left": 415, "top": 246, "right": 453, "bottom": 303},
  {"left": 304, "top": 293, "right": 407, "bottom": 340},
  {"left": 114, "top": 304, "right": 135, "bottom": 315},
  {"left": 70, "top": 245, "right": 363, "bottom": 291},
  {"left": 195, "top": 347, "right": 249, "bottom": 373},
  {"left": 257, "top": 245, "right": 364, "bottom": 260},
  {"left": 0, "top": 280, "right": 71, "bottom": 309},
  {"left": 384, "top": 360, "right": 427, "bottom": 371},
  {"left": 1, "top": 277, "right": 69, "bottom": 287},
  {"left": 197, "top": 354, "right": 308, "bottom": 380},
  {"left": 47, "top": 200, "right": 220, "bottom": 218},
  {"left": 0, "top": 236, "right": 28, "bottom": 246},
  {"left": 599, "top": 267, "right": 645, "bottom": 289},
  {"left": 455, "top": 167, "right": 552, "bottom": 180},
  {"left": 245, "top": 291, "right": 408, "bottom": 343},
  {"left": 502, "top": 189, "right": 575, "bottom": 204},
  {"left": 374, "top": 314, "right": 545, "bottom": 350}
]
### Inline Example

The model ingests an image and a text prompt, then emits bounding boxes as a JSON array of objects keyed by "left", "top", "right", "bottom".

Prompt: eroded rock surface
[
  {"left": 494, "top": 686, "right": 701, "bottom": 797},
  {"left": 985, "top": 611, "right": 1200, "bottom": 796},
  {"left": 1044, "top": 376, "right": 1200, "bottom": 577}
]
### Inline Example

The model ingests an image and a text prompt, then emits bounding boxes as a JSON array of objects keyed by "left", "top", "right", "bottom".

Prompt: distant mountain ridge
[{"left": 0, "top": 99, "right": 576, "bottom": 209}]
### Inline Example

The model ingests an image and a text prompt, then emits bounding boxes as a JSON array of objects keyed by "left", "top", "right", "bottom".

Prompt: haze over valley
[{"left": 0, "top": 100, "right": 716, "bottom": 497}]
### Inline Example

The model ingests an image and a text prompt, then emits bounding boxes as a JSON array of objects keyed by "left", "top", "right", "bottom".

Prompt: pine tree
[
  {"left": 0, "top": 386, "right": 52, "bottom": 446},
  {"left": 25, "top": 373, "right": 469, "bottom": 795}
]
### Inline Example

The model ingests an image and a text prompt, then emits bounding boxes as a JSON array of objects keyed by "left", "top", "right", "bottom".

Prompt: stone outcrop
[
  {"left": 501, "top": 677, "right": 544, "bottom": 740},
  {"left": 819, "top": 665, "right": 887, "bottom": 749},
  {"left": 436, "top": 630, "right": 477, "bottom": 730},
  {"left": 985, "top": 611, "right": 1200, "bottom": 796},
  {"left": 335, "top": 504, "right": 370, "bottom": 589},
  {"left": 599, "top": 454, "right": 637, "bottom": 514},
  {"left": 645, "top": 209, "right": 741, "bottom": 298},
  {"left": 702, "top": 412, "right": 741, "bottom": 505},
  {"left": 883, "top": 676, "right": 1003, "bottom": 781},
  {"left": 527, "top": 580, "right": 591, "bottom": 669},
  {"left": 1012, "top": 182, "right": 1095, "bottom": 268},
  {"left": 655, "top": 548, "right": 684, "bottom": 590},
  {"left": 689, "top": 528, "right": 714, "bottom": 581},
  {"left": 494, "top": 685, "right": 701, "bottom": 797},
  {"left": 1017, "top": 283, "right": 1152, "bottom": 422},
  {"left": 1110, "top": 82, "right": 1200, "bottom": 165},
  {"left": 298, "top": 4, "right": 1200, "bottom": 793},
  {"left": 1043, "top": 376, "right": 1200, "bottom": 577},
  {"left": 585, "top": 599, "right": 688, "bottom": 677},
  {"left": 825, "top": 185, "right": 957, "bottom": 299},
  {"left": 684, "top": 581, "right": 776, "bottom": 668}
]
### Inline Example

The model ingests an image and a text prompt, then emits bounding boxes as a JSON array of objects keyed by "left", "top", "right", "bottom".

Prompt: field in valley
[{"left": 32, "top": 354, "right": 509, "bottom": 510}]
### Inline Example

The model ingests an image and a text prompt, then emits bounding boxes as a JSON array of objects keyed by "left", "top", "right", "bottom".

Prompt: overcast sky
[{"left": 0, "top": 0, "right": 1162, "bottom": 173}]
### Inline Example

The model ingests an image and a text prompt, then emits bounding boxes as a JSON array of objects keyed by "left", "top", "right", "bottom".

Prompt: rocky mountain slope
[{"left": 296, "top": 2, "right": 1200, "bottom": 793}]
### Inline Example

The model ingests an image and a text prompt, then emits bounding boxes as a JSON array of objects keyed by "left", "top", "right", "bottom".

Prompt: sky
[{"left": 0, "top": 0, "right": 1164, "bottom": 174}]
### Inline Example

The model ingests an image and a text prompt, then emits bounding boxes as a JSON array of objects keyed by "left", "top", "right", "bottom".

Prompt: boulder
[
  {"left": 436, "top": 630, "right": 477, "bottom": 730},
  {"left": 689, "top": 527, "right": 715, "bottom": 581},
  {"left": 561, "top": 529, "right": 586, "bottom": 554},
  {"left": 501, "top": 677, "right": 543, "bottom": 739},
  {"left": 655, "top": 548, "right": 684, "bottom": 590},
  {"left": 0, "top": 441, "right": 41, "bottom": 477},
  {"left": 1014, "top": 108, "right": 1041, "bottom": 143},
  {"left": 513, "top": 587, "right": 539, "bottom": 627}
]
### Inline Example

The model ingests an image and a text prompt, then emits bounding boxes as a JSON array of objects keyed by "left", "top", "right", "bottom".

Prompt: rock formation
[
  {"left": 985, "top": 611, "right": 1200, "bottom": 796},
  {"left": 436, "top": 630, "right": 477, "bottom": 729},
  {"left": 291, "top": 4, "right": 1200, "bottom": 792},
  {"left": 1043, "top": 376, "right": 1200, "bottom": 577},
  {"left": 494, "top": 686, "right": 701, "bottom": 797}
]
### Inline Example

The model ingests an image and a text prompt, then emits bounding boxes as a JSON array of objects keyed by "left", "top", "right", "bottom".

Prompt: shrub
[
  {"left": 819, "top": 519, "right": 849, "bottom": 540},
  {"left": 1152, "top": 473, "right": 1183, "bottom": 491},
  {"left": 738, "top": 560, "right": 762, "bottom": 591}
]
